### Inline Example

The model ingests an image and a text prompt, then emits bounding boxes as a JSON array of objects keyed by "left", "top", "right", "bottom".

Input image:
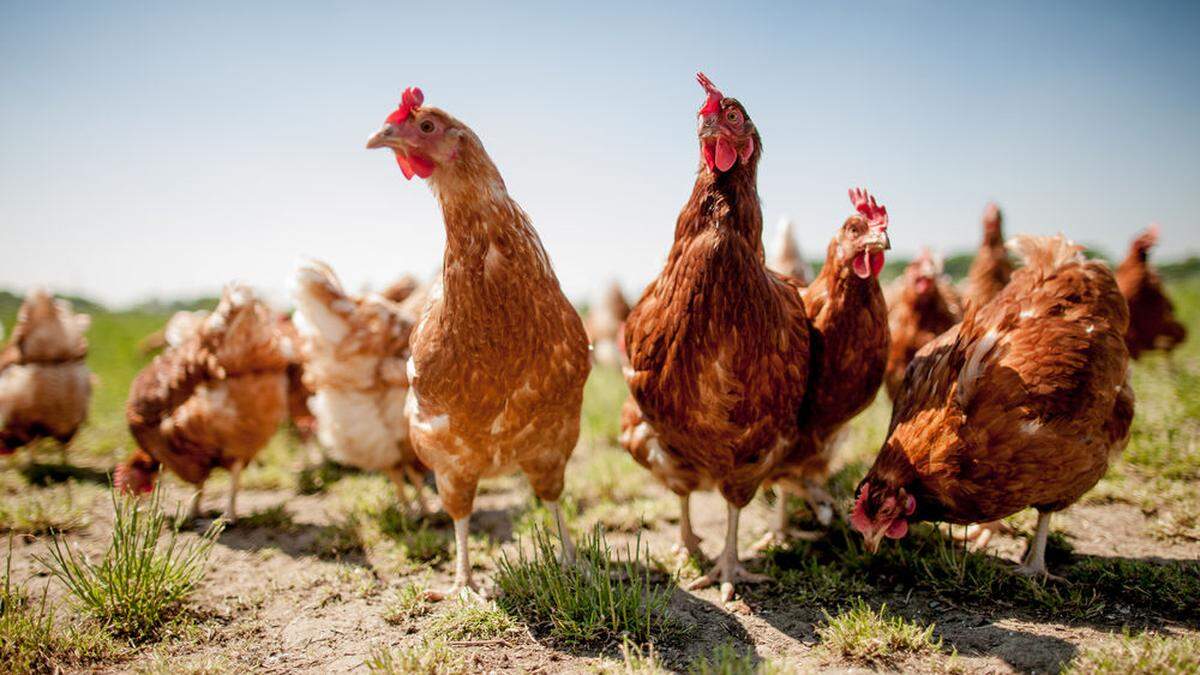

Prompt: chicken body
[
  {"left": 0, "top": 291, "right": 92, "bottom": 454},
  {"left": 852, "top": 235, "right": 1134, "bottom": 577},
  {"left": 962, "top": 203, "right": 1012, "bottom": 309},
  {"left": 621, "top": 74, "right": 811, "bottom": 602},
  {"left": 585, "top": 281, "right": 631, "bottom": 369},
  {"left": 1116, "top": 226, "right": 1187, "bottom": 358},
  {"left": 366, "top": 88, "right": 590, "bottom": 599},
  {"left": 757, "top": 193, "right": 891, "bottom": 547},
  {"left": 767, "top": 218, "right": 812, "bottom": 284},
  {"left": 290, "top": 261, "right": 427, "bottom": 507},
  {"left": 884, "top": 250, "right": 962, "bottom": 399},
  {"left": 118, "top": 285, "right": 288, "bottom": 521}
]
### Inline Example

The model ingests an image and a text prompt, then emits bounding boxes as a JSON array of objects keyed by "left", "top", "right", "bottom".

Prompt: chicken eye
[
  {"left": 419, "top": 120, "right": 436, "bottom": 134},
  {"left": 725, "top": 110, "right": 742, "bottom": 124}
]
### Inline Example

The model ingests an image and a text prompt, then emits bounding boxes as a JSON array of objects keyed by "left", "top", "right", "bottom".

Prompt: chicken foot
[
  {"left": 187, "top": 485, "right": 205, "bottom": 521},
  {"left": 1016, "top": 511, "right": 1065, "bottom": 582},
  {"left": 953, "top": 519, "right": 1015, "bottom": 551},
  {"left": 750, "top": 484, "right": 828, "bottom": 553},
  {"left": 687, "top": 502, "right": 770, "bottom": 603}
]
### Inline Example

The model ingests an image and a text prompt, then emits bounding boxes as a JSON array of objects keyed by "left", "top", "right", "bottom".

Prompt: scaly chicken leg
[
  {"left": 687, "top": 502, "right": 770, "bottom": 603},
  {"left": 673, "top": 494, "right": 705, "bottom": 559},
  {"left": 226, "top": 460, "right": 242, "bottom": 523},
  {"left": 1016, "top": 512, "right": 1063, "bottom": 580}
]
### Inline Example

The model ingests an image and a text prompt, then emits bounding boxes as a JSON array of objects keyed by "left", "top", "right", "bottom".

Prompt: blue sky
[{"left": 2, "top": 1, "right": 1198, "bottom": 306}]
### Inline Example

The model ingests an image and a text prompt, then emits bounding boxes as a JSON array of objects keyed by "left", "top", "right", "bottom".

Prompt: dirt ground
[{"left": 5, "top": 437, "right": 1198, "bottom": 674}]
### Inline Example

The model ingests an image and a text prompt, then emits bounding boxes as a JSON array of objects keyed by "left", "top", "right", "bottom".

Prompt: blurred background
[{"left": 1, "top": 1, "right": 1198, "bottom": 309}]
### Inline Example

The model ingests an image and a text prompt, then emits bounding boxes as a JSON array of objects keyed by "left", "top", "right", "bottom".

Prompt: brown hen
[
  {"left": 620, "top": 73, "right": 811, "bottom": 602},
  {"left": 852, "top": 235, "right": 1133, "bottom": 577},
  {"left": 117, "top": 285, "right": 289, "bottom": 522},
  {"left": 366, "top": 86, "right": 591, "bottom": 599},
  {"left": 962, "top": 203, "right": 1013, "bottom": 309},
  {"left": 1116, "top": 225, "right": 1187, "bottom": 358},
  {"left": 756, "top": 189, "right": 892, "bottom": 548},
  {"left": 883, "top": 248, "right": 962, "bottom": 400},
  {"left": 290, "top": 260, "right": 428, "bottom": 511},
  {"left": 0, "top": 290, "right": 92, "bottom": 455},
  {"left": 585, "top": 281, "right": 631, "bottom": 369}
]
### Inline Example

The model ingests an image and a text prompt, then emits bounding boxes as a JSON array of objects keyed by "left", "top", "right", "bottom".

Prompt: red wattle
[
  {"left": 870, "top": 251, "right": 886, "bottom": 276},
  {"left": 409, "top": 153, "right": 436, "bottom": 178},
  {"left": 702, "top": 142, "right": 716, "bottom": 170},
  {"left": 852, "top": 251, "right": 871, "bottom": 279},
  {"left": 715, "top": 137, "right": 736, "bottom": 172},
  {"left": 885, "top": 518, "right": 909, "bottom": 539},
  {"left": 394, "top": 152, "right": 415, "bottom": 180}
]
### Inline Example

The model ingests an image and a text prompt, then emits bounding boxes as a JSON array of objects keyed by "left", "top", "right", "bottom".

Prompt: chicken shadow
[
  {"left": 742, "top": 521, "right": 1198, "bottom": 673},
  {"left": 212, "top": 511, "right": 373, "bottom": 569},
  {"left": 18, "top": 460, "right": 110, "bottom": 486}
]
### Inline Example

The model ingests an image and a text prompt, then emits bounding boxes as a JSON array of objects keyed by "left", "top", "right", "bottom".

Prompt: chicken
[
  {"left": 768, "top": 217, "right": 813, "bottom": 284},
  {"left": 274, "top": 313, "right": 318, "bottom": 442},
  {"left": 585, "top": 281, "right": 631, "bottom": 369},
  {"left": 755, "top": 189, "right": 892, "bottom": 549},
  {"left": 365, "top": 85, "right": 591, "bottom": 599},
  {"left": 116, "top": 285, "right": 288, "bottom": 522},
  {"left": 380, "top": 273, "right": 421, "bottom": 305},
  {"left": 136, "top": 309, "right": 211, "bottom": 355},
  {"left": 851, "top": 235, "right": 1134, "bottom": 578},
  {"left": 619, "top": 73, "right": 811, "bottom": 602},
  {"left": 290, "top": 260, "right": 428, "bottom": 510},
  {"left": 962, "top": 203, "right": 1012, "bottom": 309},
  {"left": 1116, "top": 225, "right": 1187, "bottom": 358},
  {"left": 0, "top": 290, "right": 92, "bottom": 455},
  {"left": 883, "top": 248, "right": 962, "bottom": 399}
]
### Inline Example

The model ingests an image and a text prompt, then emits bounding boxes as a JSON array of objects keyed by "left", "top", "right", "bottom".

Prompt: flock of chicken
[{"left": 0, "top": 74, "right": 1189, "bottom": 606}]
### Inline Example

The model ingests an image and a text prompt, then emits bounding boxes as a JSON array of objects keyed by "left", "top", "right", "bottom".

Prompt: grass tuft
[
  {"left": 382, "top": 583, "right": 431, "bottom": 625},
  {"left": 39, "top": 487, "right": 223, "bottom": 640},
  {"left": 365, "top": 639, "right": 467, "bottom": 675},
  {"left": 428, "top": 599, "right": 517, "bottom": 640},
  {"left": 817, "top": 599, "right": 946, "bottom": 666},
  {"left": 1, "top": 537, "right": 118, "bottom": 673},
  {"left": 495, "top": 524, "right": 677, "bottom": 647},
  {"left": 1063, "top": 630, "right": 1200, "bottom": 674}
]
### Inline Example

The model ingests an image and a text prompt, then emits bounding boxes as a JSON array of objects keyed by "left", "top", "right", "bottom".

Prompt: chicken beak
[
  {"left": 863, "top": 531, "right": 885, "bottom": 554},
  {"left": 366, "top": 124, "right": 399, "bottom": 150}
]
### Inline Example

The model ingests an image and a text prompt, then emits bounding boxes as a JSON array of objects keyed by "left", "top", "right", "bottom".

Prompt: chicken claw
[
  {"left": 954, "top": 520, "right": 1014, "bottom": 551},
  {"left": 1013, "top": 512, "right": 1066, "bottom": 583},
  {"left": 685, "top": 503, "right": 769, "bottom": 603}
]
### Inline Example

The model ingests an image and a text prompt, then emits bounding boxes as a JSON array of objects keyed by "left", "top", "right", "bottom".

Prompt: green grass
[
  {"left": 365, "top": 639, "right": 468, "bottom": 675},
  {"left": 428, "top": 599, "right": 517, "bottom": 641},
  {"left": 495, "top": 525, "right": 677, "bottom": 647},
  {"left": 0, "top": 481, "right": 100, "bottom": 534},
  {"left": 382, "top": 583, "right": 431, "bottom": 625},
  {"left": 319, "top": 475, "right": 450, "bottom": 569},
  {"left": 39, "top": 488, "right": 223, "bottom": 641},
  {"left": 817, "top": 599, "right": 948, "bottom": 666},
  {"left": 1063, "top": 630, "right": 1200, "bottom": 675},
  {"left": 1, "top": 538, "right": 118, "bottom": 673}
]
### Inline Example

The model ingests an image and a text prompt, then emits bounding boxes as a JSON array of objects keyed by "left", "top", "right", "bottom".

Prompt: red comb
[
  {"left": 849, "top": 188, "right": 888, "bottom": 230},
  {"left": 696, "top": 72, "right": 723, "bottom": 116},
  {"left": 385, "top": 86, "right": 424, "bottom": 126}
]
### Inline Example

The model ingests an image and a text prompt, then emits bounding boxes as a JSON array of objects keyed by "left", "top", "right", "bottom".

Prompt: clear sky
[{"left": 2, "top": 1, "right": 1198, "bottom": 307}]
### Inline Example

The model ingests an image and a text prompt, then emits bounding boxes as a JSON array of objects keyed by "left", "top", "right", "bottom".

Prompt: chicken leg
[
  {"left": 687, "top": 502, "right": 770, "bottom": 603},
  {"left": 424, "top": 516, "right": 480, "bottom": 602},
  {"left": 1016, "top": 511, "right": 1064, "bottom": 581},
  {"left": 547, "top": 500, "right": 576, "bottom": 565},
  {"left": 673, "top": 494, "right": 705, "bottom": 558},
  {"left": 225, "top": 460, "right": 242, "bottom": 523},
  {"left": 188, "top": 485, "right": 205, "bottom": 521}
]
